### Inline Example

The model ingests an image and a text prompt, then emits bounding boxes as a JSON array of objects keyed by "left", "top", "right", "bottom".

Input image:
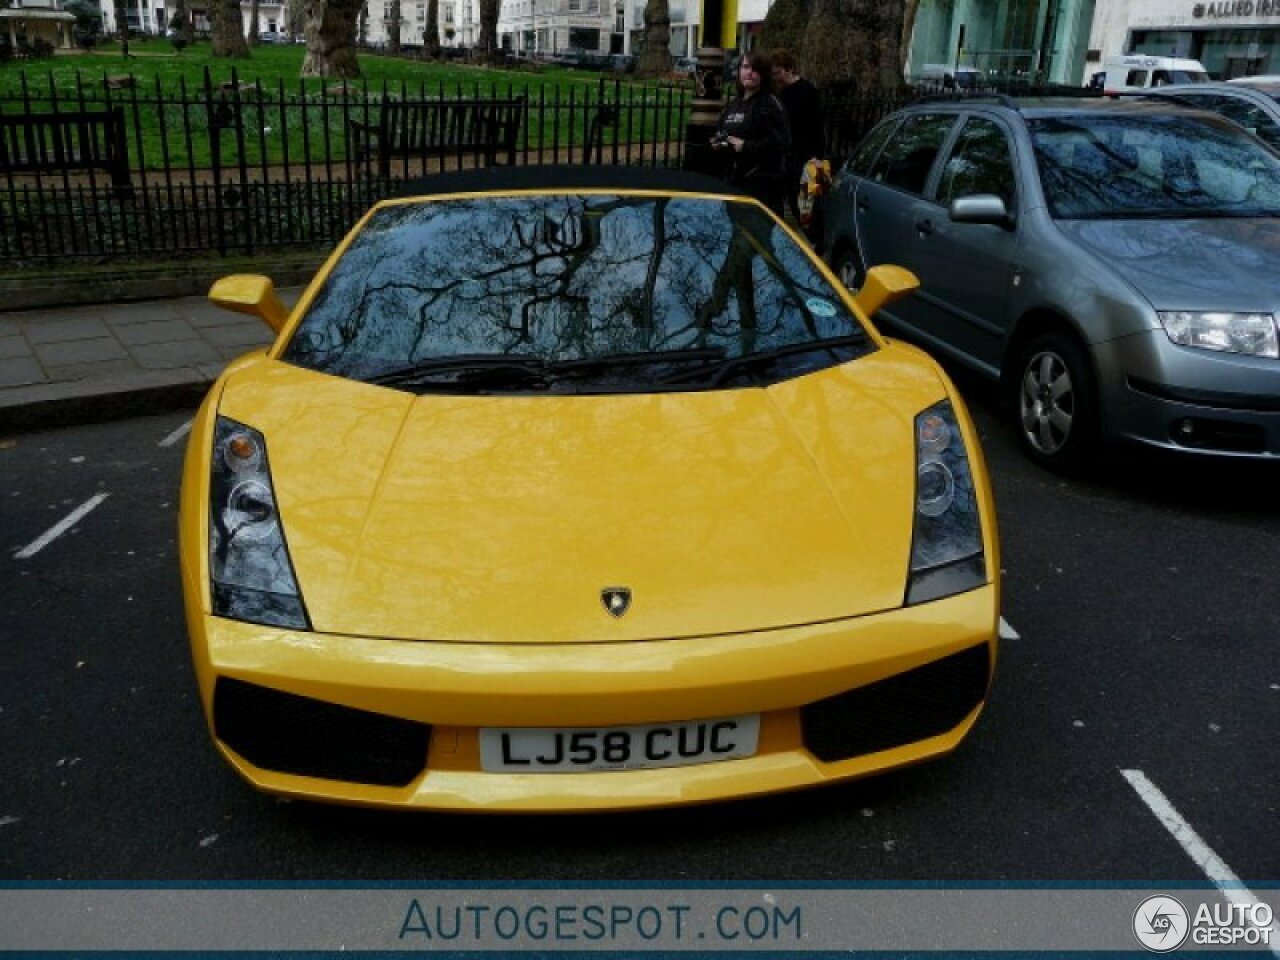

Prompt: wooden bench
[
  {"left": 0, "top": 108, "right": 132, "bottom": 190},
  {"left": 351, "top": 97, "right": 525, "bottom": 177}
]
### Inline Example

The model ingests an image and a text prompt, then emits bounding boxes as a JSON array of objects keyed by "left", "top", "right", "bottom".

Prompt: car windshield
[
  {"left": 1030, "top": 113, "right": 1280, "bottom": 219},
  {"left": 283, "top": 193, "right": 872, "bottom": 392}
]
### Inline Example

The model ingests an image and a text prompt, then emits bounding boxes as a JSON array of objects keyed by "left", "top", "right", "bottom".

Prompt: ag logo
[
  {"left": 601, "top": 587, "right": 632, "bottom": 618},
  {"left": 1134, "top": 895, "right": 1190, "bottom": 952}
]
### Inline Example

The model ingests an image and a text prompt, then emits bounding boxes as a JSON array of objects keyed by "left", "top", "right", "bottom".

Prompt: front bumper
[
  {"left": 1097, "top": 330, "right": 1280, "bottom": 457},
  {"left": 186, "top": 588, "right": 998, "bottom": 812}
]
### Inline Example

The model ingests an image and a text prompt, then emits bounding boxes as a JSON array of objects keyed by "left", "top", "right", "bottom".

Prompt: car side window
[
  {"left": 848, "top": 118, "right": 900, "bottom": 178},
  {"left": 1176, "top": 94, "right": 1280, "bottom": 149},
  {"left": 936, "top": 117, "right": 1017, "bottom": 211},
  {"left": 1126, "top": 69, "right": 1149, "bottom": 86},
  {"left": 869, "top": 114, "right": 956, "bottom": 195}
]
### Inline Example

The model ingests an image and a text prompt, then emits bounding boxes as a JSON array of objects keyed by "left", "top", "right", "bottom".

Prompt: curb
[{"left": 0, "top": 368, "right": 214, "bottom": 435}]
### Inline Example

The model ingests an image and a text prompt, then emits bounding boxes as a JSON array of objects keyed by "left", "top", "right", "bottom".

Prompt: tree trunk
[
  {"left": 424, "top": 0, "right": 441, "bottom": 56},
  {"left": 635, "top": 0, "right": 670, "bottom": 77},
  {"left": 358, "top": 0, "right": 368, "bottom": 45},
  {"left": 211, "top": 0, "right": 250, "bottom": 56},
  {"left": 801, "top": 0, "right": 905, "bottom": 92},
  {"left": 169, "top": 0, "right": 195, "bottom": 41},
  {"left": 478, "top": 0, "right": 499, "bottom": 62},
  {"left": 387, "top": 0, "right": 401, "bottom": 53},
  {"left": 900, "top": 0, "right": 919, "bottom": 70},
  {"left": 248, "top": 0, "right": 261, "bottom": 45},
  {"left": 760, "top": 0, "right": 807, "bottom": 55},
  {"left": 301, "top": 0, "right": 363, "bottom": 76},
  {"left": 112, "top": 0, "right": 129, "bottom": 56}
]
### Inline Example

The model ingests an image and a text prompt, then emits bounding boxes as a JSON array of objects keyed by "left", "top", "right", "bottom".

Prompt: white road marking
[
  {"left": 13, "top": 493, "right": 110, "bottom": 560},
  {"left": 999, "top": 617, "right": 1019, "bottom": 640},
  {"left": 1122, "top": 768, "right": 1280, "bottom": 956},
  {"left": 159, "top": 419, "right": 193, "bottom": 448}
]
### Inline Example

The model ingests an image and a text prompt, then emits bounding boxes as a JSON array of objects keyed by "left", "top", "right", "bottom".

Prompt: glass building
[{"left": 906, "top": 0, "right": 1098, "bottom": 86}]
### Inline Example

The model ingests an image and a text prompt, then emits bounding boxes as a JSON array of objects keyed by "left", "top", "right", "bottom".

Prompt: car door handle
[{"left": 915, "top": 217, "right": 935, "bottom": 236}]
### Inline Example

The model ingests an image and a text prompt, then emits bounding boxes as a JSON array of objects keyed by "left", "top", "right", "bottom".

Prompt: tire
[
  {"left": 1013, "top": 329, "right": 1100, "bottom": 471},
  {"left": 830, "top": 244, "right": 865, "bottom": 294}
]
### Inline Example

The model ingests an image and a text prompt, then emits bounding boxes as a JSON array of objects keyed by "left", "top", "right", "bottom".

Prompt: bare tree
[
  {"left": 387, "top": 0, "right": 401, "bottom": 53},
  {"left": 211, "top": 0, "right": 250, "bottom": 56},
  {"left": 901, "top": 0, "right": 920, "bottom": 67},
  {"left": 286, "top": 0, "right": 307, "bottom": 37},
  {"left": 111, "top": 0, "right": 130, "bottom": 56},
  {"left": 759, "top": 0, "right": 806, "bottom": 53},
  {"left": 801, "top": 0, "right": 906, "bottom": 91},
  {"left": 424, "top": 0, "right": 441, "bottom": 56},
  {"left": 169, "top": 0, "right": 195, "bottom": 41},
  {"left": 635, "top": 0, "right": 671, "bottom": 77},
  {"left": 248, "top": 0, "right": 261, "bottom": 44},
  {"left": 301, "top": 0, "right": 362, "bottom": 76},
  {"left": 478, "top": 0, "right": 499, "bottom": 61}
]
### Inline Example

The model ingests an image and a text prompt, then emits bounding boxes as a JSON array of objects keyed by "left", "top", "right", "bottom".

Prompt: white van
[{"left": 1102, "top": 55, "right": 1209, "bottom": 94}]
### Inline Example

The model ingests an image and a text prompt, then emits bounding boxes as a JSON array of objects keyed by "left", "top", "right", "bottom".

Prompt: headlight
[
  {"left": 1158, "top": 311, "right": 1278, "bottom": 358},
  {"left": 906, "top": 401, "right": 986, "bottom": 606},
  {"left": 209, "top": 417, "right": 309, "bottom": 629}
]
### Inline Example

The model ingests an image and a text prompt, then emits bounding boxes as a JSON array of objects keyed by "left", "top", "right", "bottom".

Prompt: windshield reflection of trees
[
  {"left": 284, "top": 195, "right": 857, "bottom": 381},
  {"left": 1032, "top": 116, "right": 1280, "bottom": 219}
]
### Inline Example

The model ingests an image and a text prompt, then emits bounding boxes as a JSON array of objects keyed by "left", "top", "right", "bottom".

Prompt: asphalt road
[{"left": 1, "top": 392, "right": 1277, "bottom": 883}]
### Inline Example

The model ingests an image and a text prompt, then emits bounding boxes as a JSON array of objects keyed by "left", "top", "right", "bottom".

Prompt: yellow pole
[{"left": 682, "top": 0, "right": 737, "bottom": 173}]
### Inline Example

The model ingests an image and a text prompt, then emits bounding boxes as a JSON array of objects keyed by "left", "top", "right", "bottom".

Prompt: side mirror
[
  {"left": 950, "top": 194, "right": 1015, "bottom": 230},
  {"left": 208, "top": 275, "right": 289, "bottom": 334},
  {"left": 854, "top": 264, "right": 919, "bottom": 318}
]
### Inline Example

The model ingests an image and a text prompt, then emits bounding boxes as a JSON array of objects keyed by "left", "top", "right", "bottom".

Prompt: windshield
[
  {"left": 1030, "top": 114, "right": 1280, "bottom": 219},
  {"left": 283, "top": 194, "right": 871, "bottom": 392}
]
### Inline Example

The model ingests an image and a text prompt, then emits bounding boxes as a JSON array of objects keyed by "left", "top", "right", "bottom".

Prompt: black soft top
[{"left": 392, "top": 164, "right": 745, "bottom": 200}]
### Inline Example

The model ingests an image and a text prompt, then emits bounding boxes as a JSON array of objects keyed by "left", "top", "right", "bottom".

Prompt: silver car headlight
[
  {"left": 1158, "top": 311, "right": 1278, "bottom": 358},
  {"left": 209, "top": 417, "right": 309, "bottom": 629},
  {"left": 907, "top": 401, "right": 986, "bottom": 606}
]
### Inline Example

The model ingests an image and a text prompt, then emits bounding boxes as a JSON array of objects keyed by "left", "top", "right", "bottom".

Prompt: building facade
[
  {"left": 1089, "top": 0, "right": 1280, "bottom": 78},
  {"left": 907, "top": 0, "right": 1098, "bottom": 86},
  {"left": 1, "top": 0, "right": 77, "bottom": 50}
]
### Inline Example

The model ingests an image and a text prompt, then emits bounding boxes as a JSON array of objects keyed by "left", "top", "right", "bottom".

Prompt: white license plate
[{"left": 479, "top": 715, "right": 760, "bottom": 773}]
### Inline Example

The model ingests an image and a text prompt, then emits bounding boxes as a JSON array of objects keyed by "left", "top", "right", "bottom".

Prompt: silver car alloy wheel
[{"left": 1019, "top": 350, "right": 1075, "bottom": 455}]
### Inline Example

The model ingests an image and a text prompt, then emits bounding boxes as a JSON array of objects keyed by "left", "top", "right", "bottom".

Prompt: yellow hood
[{"left": 215, "top": 348, "right": 948, "bottom": 643}]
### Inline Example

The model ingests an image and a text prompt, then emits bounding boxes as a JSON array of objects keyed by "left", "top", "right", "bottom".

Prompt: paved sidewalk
[{"left": 0, "top": 290, "right": 299, "bottom": 434}]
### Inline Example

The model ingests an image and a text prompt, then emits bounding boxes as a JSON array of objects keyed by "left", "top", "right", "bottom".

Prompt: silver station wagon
[{"left": 824, "top": 96, "right": 1280, "bottom": 469}]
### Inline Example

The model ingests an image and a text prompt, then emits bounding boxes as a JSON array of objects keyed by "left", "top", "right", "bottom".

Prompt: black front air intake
[
  {"left": 213, "top": 677, "right": 431, "bottom": 787},
  {"left": 800, "top": 644, "right": 991, "bottom": 763}
]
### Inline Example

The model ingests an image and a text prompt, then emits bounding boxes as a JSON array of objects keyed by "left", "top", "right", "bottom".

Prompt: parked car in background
[
  {"left": 1100, "top": 54, "right": 1209, "bottom": 94},
  {"left": 180, "top": 166, "right": 1000, "bottom": 812},
  {"left": 257, "top": 30, "right": 282, "bottom": 43},
  {"left": 673, "top": 56, "right": 698, "bottom": 75},
  {"left": 1143, "top": 79, "right": 1280, "bottom": 150},
  {"left": 824, "top": 96, "right": 1280, "bottom": 469}
]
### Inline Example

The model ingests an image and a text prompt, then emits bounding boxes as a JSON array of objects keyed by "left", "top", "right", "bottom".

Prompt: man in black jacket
[{"left": 771, "top": 49, "right": 826, "bottom": 230}]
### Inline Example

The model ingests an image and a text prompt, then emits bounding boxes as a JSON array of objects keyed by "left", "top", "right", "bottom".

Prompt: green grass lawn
[
  {"left": 0, "top": 40, "right": 691, "bottom": 168},
  {"left": 2, "top": 38, "right": 682, "bottom": 99}
]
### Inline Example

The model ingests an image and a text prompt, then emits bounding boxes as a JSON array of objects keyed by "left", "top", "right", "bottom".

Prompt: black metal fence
[{"left": 0, "top": 67, "right": 907, "bottom": 265}]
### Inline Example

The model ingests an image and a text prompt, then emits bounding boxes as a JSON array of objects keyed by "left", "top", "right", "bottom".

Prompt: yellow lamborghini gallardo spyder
[{"left": 179, "top": 166, "right": 1000, "bottom": 811}]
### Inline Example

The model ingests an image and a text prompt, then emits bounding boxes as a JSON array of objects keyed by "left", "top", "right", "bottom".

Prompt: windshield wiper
[
  {"left": 368, "top": 354, "right": 548, "bottom": 388},
  {"left": 547, "top": 347, "right": 728, "bottom": 374},
  {"left": 661, "top": 335, "right": 868, "bottom": 388}
]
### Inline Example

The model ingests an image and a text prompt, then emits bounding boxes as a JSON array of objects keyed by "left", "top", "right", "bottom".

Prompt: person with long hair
[{"left": 710, "top": 50, "right": 791, "bottom": 216}]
